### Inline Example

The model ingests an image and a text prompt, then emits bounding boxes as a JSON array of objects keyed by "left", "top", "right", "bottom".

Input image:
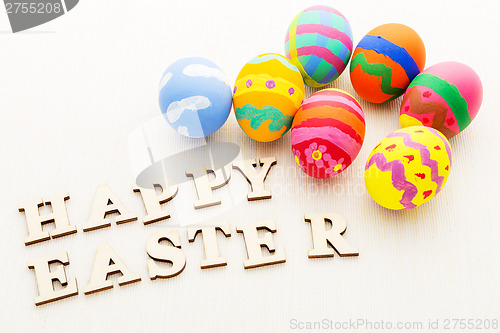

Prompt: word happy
[{"left": 18, "top": 157, "right": 358, "bottom": 306}]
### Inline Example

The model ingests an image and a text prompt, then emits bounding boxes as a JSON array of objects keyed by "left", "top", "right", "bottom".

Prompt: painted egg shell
[
  {"left": 365, "top": 126, "right": 452, "bottom": 210},
  {"left": 285, "top": 5, "right": 353, "bottom": 88},
  {"left": 233, "top": 53, "right": 305, "bottom": 142},
  {"left": 400, "top": 62, "right": 483, "bottom": 139},
  {"left": 350, "top": 23, "right": 426, "bottom": 103},
  {"left": 159, "top": 57, "right": 232, "bottom": 138},
  {"left": 291, "top": 88, "right": 365, "bottom": 178}
]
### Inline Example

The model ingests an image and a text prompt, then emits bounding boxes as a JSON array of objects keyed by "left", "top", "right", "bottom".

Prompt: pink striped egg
[{"left": 291, "top": 89, "right": 365, "bottom": 178}]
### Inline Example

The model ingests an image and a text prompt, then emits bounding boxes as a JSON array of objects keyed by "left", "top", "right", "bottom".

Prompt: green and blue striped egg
[{"left": 285, "top": 5, "right": 353, "bottom": 88}]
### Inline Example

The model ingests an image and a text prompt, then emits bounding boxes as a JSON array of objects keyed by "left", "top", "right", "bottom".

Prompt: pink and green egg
[{"left": 400, "top": 62, "right": 483, "bottom": 139}]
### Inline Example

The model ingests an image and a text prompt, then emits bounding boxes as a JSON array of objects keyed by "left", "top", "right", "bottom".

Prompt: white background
[{"left": 0, "top": 0, "right": 499, "bottom": 332}]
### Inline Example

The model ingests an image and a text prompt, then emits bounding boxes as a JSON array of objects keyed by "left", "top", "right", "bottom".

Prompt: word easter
[{"left": 18, "top": 157, "right": 358, "bottom": 306}]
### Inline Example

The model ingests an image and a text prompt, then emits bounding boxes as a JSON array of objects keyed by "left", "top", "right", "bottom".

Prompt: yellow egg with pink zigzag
[{"left": 365, "top": 126, "right": 452, "bottom": 210}]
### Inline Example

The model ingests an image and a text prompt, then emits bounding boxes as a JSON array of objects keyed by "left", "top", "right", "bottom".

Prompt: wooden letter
[
  {"left": 83, "top": 184, "right": 138, "bottom": 232},
  {"left": 185, "top": 165, "right": 231, "bottom": 209},
  {"left": 28, "top": 251, "right": 78, "bottom": 306},
  {"left": 187, "top": 221, "right": 231, "bottom": 269},
  {"left": 304, "top": 213, "right": 359, "bottom": 258},
  {"left": 84, "top": 243, "right": 141, "bottom": 294},
  {"left": 146, "top": 230, "right": 186, "bottom": 279},
  {"left": 133, "top": 183, "right": 178, "bottom": 225},
  {"left": 236, "top": 219, "right": 285, "bottom": 269},
  {"left": 232, "top": 157, "right": 277, "bottom": 200},
  {"left": 19, "top": 193, "right": 77, "bottom": 245}
]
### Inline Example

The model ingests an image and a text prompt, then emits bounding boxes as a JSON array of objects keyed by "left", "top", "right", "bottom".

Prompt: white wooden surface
[{"left": 0, "top": 0, "right": 499, "bottom": 332}]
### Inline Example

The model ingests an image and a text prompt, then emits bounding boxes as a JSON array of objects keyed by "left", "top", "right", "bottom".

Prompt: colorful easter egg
[
  {"left": 350, "top": 23, "right": 426, "bottom": 103},
  {"left": 233, "top": 53, "right": 305, "bottom": 142},
  {"left": 291, "top": 89, "right": 365, "bottom": 178},
  {"left": 285, "top": 5, "right": 353, "bottom": 88},
  {"left": 365, "top": 126, "right": 452, "bottom": 210},
  {"left": 400, "top": 62, "right": 483, "bottom": 139},
  {"left": 159, "top": 57, "right": 232, "bottom": 138}
]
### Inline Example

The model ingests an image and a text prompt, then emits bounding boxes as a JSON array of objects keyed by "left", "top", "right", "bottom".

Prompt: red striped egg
[{"left": 291, "top": 89, "right": 365, "bottom": 178}]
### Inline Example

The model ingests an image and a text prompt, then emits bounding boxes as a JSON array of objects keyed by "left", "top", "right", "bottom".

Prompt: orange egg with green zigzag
[{"left": 350, "top": 23, "right": 426, "bottom": 104}]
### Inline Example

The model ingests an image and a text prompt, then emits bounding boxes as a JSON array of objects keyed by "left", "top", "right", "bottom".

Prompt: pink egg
[
  {"left": 291, "top": 89, "right": 365, "bottom": 179},
  {"left": 399, "top": 61, "right": 483, "bottom": 138}
]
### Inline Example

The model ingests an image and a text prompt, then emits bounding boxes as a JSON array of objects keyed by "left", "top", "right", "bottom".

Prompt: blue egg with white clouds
[{"left": 159, "top": 57, "right": 233, "bottom": 137}]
